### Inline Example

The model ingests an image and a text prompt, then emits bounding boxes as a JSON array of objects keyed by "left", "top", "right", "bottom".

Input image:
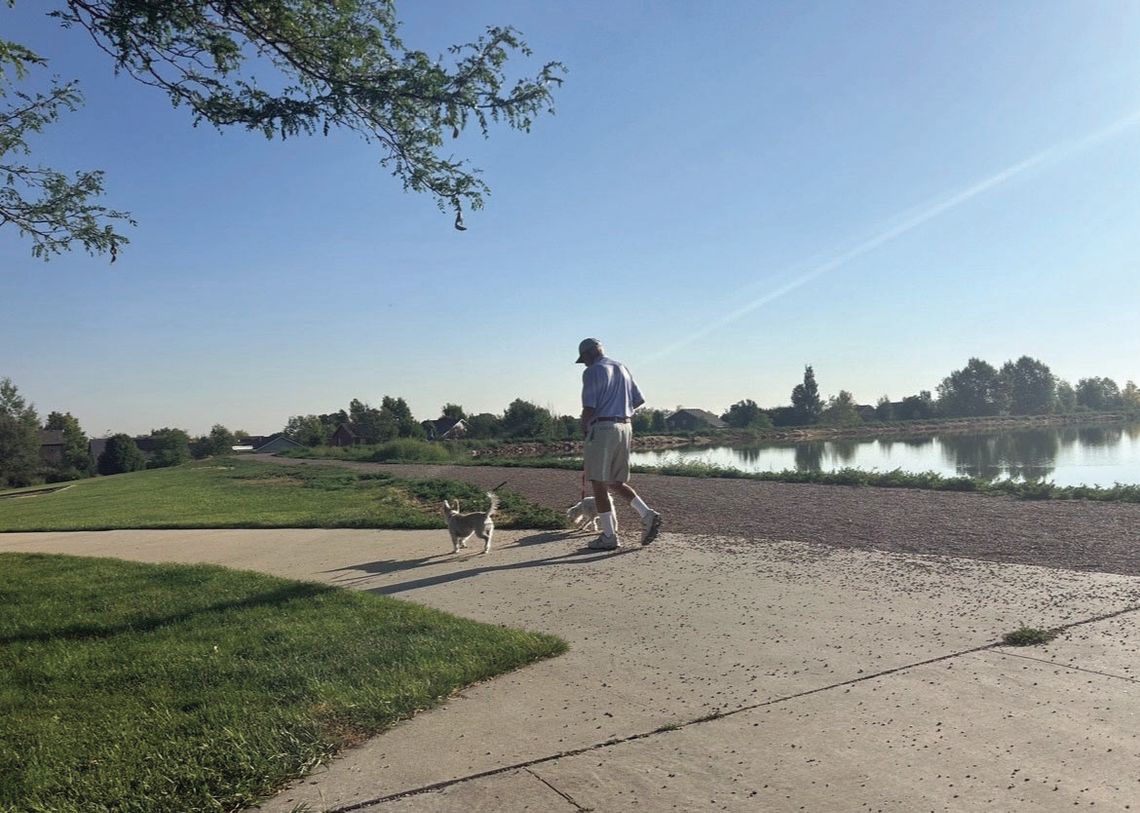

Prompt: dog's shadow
[
  {"left": 326, "top": 525, "right": 631, "bottom": 590},
  {"left": 366, "top": 545, "right": 635, "bottom": 595},
  {"left": 514, "top": 529, "right": 583, "bottom": 546},
  {"left": 325, "top": 530, "right": 580, "bottom": 584},
  {"left": 332, "top": 529, "right": 628, "bottom": 595},
  {"left": 323, "top": 554, "right": 455, "bottom": 584}
]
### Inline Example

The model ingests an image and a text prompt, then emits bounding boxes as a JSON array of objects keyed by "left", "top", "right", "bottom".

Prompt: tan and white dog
[
  {"left": 566, "top": 496, "right": 601, "bottom": 532},
  {"left": 442, "top": 492, "right": 499, "bottom": 554}
]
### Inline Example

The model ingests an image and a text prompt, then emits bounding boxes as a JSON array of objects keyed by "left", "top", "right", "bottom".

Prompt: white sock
[
  {"left": 600, "top": 512, "right": 617, "bottom": 537},
  {"left": 630, "top": 496, "right": 652, "bottom": 520}
]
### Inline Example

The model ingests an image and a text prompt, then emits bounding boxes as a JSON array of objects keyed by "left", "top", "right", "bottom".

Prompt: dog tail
[{"left": 486, "top": 491, "right": 499, "bottom": 517}]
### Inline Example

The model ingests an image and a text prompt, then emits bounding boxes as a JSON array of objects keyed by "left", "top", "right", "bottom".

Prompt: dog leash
[{"left": 482, "top": 480, "right": 508, "bottom": 513}]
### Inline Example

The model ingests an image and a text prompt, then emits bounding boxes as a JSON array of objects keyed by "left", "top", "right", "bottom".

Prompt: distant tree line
[
  {"left": 4, "top": 355, "right": 1139, "bottom": 486},
  {"left": 0, "top": 376, "right": 252, "bottom": 487},
  {"left": 283, "top": 397, "right": 583, "bottom": 446},
  {"left": 278, "top": 356, "right": 1140, "bottom": 451},
  {"left": 720, "top": 357, "right": 1140, "bottom": 431}
]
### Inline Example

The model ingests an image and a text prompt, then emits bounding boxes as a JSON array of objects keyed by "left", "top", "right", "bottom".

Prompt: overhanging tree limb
[
  {"left": 53, "top": 0, "right": 564, "bottom": 218},
  {"left": 2, "top": 0, "right": 563, "bottom": 260},
  {"left": 0, "top": 40, "right": 135, "bottom": 260}
]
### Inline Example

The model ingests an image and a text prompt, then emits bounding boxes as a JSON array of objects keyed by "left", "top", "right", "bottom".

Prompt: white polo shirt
[{"left": 582, "top": 356, "right": 645, "bottom": 418}]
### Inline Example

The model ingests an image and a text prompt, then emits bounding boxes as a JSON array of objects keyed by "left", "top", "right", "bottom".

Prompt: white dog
[
  {"left": 442, "top": 492, "right": 499, "bottom": 554},
  {"left": 566, "top": 496, "right": 601, "bottom": 532}
]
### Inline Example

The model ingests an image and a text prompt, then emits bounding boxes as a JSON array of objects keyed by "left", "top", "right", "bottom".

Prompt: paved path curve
[{"left": 252, "top": 454, "right": 1140, "bottom": 576}]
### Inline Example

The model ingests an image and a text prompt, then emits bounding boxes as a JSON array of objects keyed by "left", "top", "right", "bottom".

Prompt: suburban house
[
  {"left": 425, "top": 417, "right": 468, "bottom": 440},
  {"left": 856, "top": 404, "right": 878, "bottom": 422},
  {"left": 253, "top": 435, "right": 305, "bottom": 454},
  {"left": 330, "top": 423, "right": 362, "bottom": 447},
  {"left": 665, "top": 409, "right": 728, "bottom": 432},
  {"left": 39, "top": 430, "right": 65, "bottom": 464}
]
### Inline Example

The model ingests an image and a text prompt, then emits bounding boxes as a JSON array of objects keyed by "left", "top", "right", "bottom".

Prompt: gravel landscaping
[{"left": 255, "top": 455, "right": 1140, "bottom": 577}]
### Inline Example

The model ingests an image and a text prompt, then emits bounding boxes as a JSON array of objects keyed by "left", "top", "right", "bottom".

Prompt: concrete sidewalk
[{"left": 2, "top": 528, "right": 1138, "bottom": 811}]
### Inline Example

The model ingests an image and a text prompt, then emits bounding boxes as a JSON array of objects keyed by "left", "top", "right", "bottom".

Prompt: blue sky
[{"left": 3, "top": 1, "right": 1140, "bottom": 436}]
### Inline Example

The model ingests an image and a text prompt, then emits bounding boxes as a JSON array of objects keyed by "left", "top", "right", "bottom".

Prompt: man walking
[{"left": 576, "top": 338, "right": 663, "bottom": 550}]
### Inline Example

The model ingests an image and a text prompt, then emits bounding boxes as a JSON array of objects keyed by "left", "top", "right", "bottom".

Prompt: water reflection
[
  {"left": 939, "top": 430, "right": 1058, "bottom": 481},
  {"left": 794, "top": 442, "right": 824, "bottom": 471},
  {"left": 831, "top": 439, "right": 858, "bottom": 463},
  {"left": 735, "top": 445, "right": 763, "bottom": 464},
  {"left": 1057, "top": 427, "right": 1080, "bottom": 448},
  {"left": 878, "top": 437, "right": 935, "bottom": 454},
  {"left": 1006, "top": 430, "right": 1060, "bottom": 481},
  {"left": 630, "top": 421, "right": 1140, "bottom": 487},
  {"left": 1076, "top": 426, "right": 1122, "bottom": 447}
]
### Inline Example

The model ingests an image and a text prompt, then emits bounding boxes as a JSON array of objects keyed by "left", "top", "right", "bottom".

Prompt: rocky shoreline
[{"left": 469, "top": 434, "right": 695, "bottom": 459}]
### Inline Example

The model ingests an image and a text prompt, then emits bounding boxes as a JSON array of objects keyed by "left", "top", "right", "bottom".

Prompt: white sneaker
[
  {"left": 641, "top": 512, "right": 662, "bottom": 545},
  {"left": 588, "top": 533, "right": 620, "bottom": 550}
]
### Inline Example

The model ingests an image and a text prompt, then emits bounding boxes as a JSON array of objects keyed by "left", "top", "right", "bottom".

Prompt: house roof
[
  {"left": 432, "top": 417, "right": 466, "bottom": 433},
  {"left": 332, "top": 423, "right": 357, "bottom": 437},
  {"left": 253, "top": 435, "right": 304, "bottom": 452},
  {"left": 668, "top": 409, "right": 727, "bottom": 428}
]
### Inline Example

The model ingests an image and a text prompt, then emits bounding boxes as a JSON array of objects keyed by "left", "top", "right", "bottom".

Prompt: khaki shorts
[{"left": 584, "top": 422, "right": 631, "bottom": 483}]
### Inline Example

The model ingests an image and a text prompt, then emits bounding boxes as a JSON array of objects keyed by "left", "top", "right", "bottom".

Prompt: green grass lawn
[
  {"left": 0, "top": 458, "right": 564, "bottom": 532},
  {"left": 0, "top": 553, "right": 567, "bottom": 813}
]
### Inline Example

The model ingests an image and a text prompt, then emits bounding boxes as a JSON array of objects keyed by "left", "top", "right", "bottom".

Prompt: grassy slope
[
  {"left": 0, "top": 458, "right": 564, "bottom": 532},
  {"left": 0, "top": 553, "right": 566, "bottom": 813}
]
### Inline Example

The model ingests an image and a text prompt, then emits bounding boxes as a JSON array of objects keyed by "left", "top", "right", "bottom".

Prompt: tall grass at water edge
[{"left": 640, "top": 461, "right": 1140, "bottom": 502}]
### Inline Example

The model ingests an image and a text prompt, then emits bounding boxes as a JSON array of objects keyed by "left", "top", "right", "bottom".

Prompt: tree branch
[{"left": 52, "top": 0, "right": 564, "bottom": 220}]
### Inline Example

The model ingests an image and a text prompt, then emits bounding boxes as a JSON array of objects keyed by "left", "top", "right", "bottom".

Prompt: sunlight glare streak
[{"left": 646, "top": 107, "right": 1140, "bottom": 362}]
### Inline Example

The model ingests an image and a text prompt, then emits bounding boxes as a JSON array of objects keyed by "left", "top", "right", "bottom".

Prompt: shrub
[
  {"left": 1016, "top": 481, "right": 1055, "bottom": 500},
  {"left": 1002, "top": 626, "right": 1056, "bottom": 646},
  {"left": 97, "top": 434, "right": 146, "bottom": 475},
  {"left": 44, "top": 465, "right": 86, "bottom": 483},
  {"left": 370, "top": 439, "right": 455, "bottom": 463},
  {"left": 148, "top": 427, "right": 192, "bottom": 469}
]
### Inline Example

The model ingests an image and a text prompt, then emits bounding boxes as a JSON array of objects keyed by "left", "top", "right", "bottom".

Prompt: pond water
[{"left": 628, "top": 423, "right": 1140, "bottom": 487}]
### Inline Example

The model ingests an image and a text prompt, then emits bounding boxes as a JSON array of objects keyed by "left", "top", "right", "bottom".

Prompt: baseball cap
[{"left": 575, "top": 338, "right": 602, "bottom": 363}]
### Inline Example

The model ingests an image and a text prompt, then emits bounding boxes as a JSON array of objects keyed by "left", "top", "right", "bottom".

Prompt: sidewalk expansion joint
[
  {"left": 321, "top": 600, "right": 1140, "bottom": 812},
  {"left": 525, "top": 767, "right": 593, "bottom": 811},
  {"left": 989, "top": 649, "right": 1140, "bottom": 684}
]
